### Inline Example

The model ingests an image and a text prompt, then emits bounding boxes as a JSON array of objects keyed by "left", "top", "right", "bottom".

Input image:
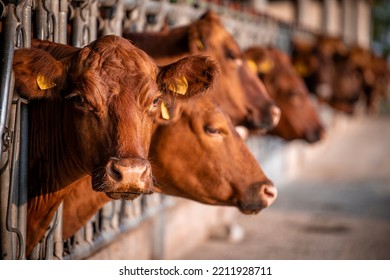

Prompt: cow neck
[
  {"left": 123, "top": 26, "right": 190, "bottom": 64},
  {"left": 28, "top": 99, "right": 86, "bottom": 198}
]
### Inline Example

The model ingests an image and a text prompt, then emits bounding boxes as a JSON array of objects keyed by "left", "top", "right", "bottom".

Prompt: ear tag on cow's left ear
[
  {"left": 247, "top": 60, "right": 258, "bottom": 74},
  {"left": 195, "top": 39, "right": 205, "bottom": 51},
  {"left": 294, "top": 61, "right": 308, "bottom": 77},
  {"left": 257, "top": 58, "right": 274, "bottom": 74},
  {"left": 161, "top": 101, "right": 170, "bottom": 120},
  {"left": 168, "top": 76, "right": 188, "bottom": 95},
  {"left": 37, "top": 73, "right": 56, "bottom": 90}
]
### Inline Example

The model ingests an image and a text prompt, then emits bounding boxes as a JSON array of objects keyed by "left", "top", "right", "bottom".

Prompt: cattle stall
[{"left": 0, "top": 0, "right": 344, "bottom": 260}]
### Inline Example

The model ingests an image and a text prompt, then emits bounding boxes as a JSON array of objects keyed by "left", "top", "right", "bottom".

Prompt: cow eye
[
  {"left": 204, "top": 125, "right": 221, "bottom": 135},
  {"left": 226, "top": 48, "right": 237, "bottom": 60},
  {"left": 66, "top": 93, "right": 85, "bottom": 106},
  {"left": 152, "top": 97, "right": 160, "bottom": 106},
  {"left": 73, "top": 95, "right": 85, "bottom": 106}
]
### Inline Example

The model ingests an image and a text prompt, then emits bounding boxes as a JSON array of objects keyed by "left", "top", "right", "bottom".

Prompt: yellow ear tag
[
  {"left": 195, "top": 39, "right": 204, "bottom": 51},
  {"left": 161, "top": 101, "right": 170, "bottom": 120},
  {"left": 168, "top": 76, "right": 188, "bottom": 95},
  {"left": 37, "top": 73, "right": 56, "bottom": 90},
  {"left": 257, "top": 58, "right": 274, "bottom": 74},
  {"left": 294, "top": 61, "right": 308, "bottom": 77},
  {"left": 247, "top": 60, "right": 258, "bottom": 74}
]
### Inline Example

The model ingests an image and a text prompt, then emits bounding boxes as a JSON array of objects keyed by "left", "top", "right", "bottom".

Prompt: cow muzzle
[
  {"left": 103, "top": 158, "right": 153, "bottom": 199},
  {"left": 304, "top": 125, "right": 326, "bottom": 143},
  {"left": 238, "top": 181, "right": 277, "bottom": 214},
  {"left": 246, "top": 104, "right": 281, "bottom": 132}
]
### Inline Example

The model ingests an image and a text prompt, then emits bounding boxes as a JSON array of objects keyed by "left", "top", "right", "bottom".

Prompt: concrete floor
[{"left": 180, "top": 114, "right": 390, "bottom": 260}]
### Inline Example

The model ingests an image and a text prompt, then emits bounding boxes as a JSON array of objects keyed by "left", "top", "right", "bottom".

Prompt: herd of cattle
[{"left": 7, "top": 9, "right": 390, "bottom": 258}]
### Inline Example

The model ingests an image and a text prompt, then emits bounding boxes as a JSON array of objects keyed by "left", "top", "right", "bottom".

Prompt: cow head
[
  {"left": 13, "top": 35, "right": 216, "bottom": 200},
  {"left": 328, "top": 50, "right": 363, "bottom": 115},
  {"left": 349, "top": 46, "right": 390, "bottom": 114},
  {"left": 244, "top": 46, "right": 325, "bottom": 143},
  {"left": 291, "top": 37, "right": 334, "bottom": 100},
  {"left": 187, "top": 11, "right": 280, "bottom": 131},
  {"left": 150, "top": 95, "right": 277, "bottom": 214}
]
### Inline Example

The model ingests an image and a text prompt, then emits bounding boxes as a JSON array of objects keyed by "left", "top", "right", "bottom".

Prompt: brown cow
[
  {"left": 13, "top": 35, "right": 216, "bottom": 256},
  {"left": 244, "top": 46, "right": 325, "bottom": 143},
  {"left": 61, "top": 94, "right": 277, "bottom": 240},
  {"left": 123, "top": 10, "right": 281, "bottom": 131},
  {"left": 349, "top": 46, "right": 390, "bottom": 114},
  {"left": 292, "top": 35, "right": 363, "bottom": 115}
]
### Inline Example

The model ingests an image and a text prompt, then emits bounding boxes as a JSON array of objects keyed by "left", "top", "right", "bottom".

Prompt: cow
[
  {"left": 291, "top": 35, "right": 363, "bottom": 115},
  {"left": 61, "top": 94, "right": 277, "bottom": 240},
  {"left": 349, "top": 46, "right": 390, "bottom": 114},
  {"left": 123, "top": 10, "right": 281, "bottom": 132},
  {"left": 243, "top": 46, "right": 325, "bottom": 143},
  {"left": 13, "top": 35, "right": 217, "bottom": 256}
]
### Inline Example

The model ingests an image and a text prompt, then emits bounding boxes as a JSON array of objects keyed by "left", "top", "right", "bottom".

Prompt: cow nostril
[
  {"left": 106, "top": 161, "right": 123, "bottom": 182},
  {"left": 235, "top": 125, "right": 249, "bottom": 140},
  {"left": 305, "top": 126, "right": 326, "bottom": 143},
  {"left": 270, "top": 105, "right": 281, "bottom": 128},
  {"left": 140, "top": 165, "right": 150, "bottom": 183},
  {"left": 260, "top": 184, "right": 277, "bottom": 207}
]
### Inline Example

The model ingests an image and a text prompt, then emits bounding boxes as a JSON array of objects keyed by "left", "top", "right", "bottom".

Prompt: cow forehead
[
  {"left": 195, "top": 18, "right": 241, "bottom": 55},
  {"left": 73, "top": 36, "right": 158, "bottom": 105}
]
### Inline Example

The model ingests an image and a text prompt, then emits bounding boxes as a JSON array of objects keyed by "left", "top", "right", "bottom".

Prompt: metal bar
[
  {"left": 35, "top": 0, "right": 48, "bottom": 40},
  {"left": 0, "top": 1, "right": 19, "bottom": 260},
  {"left": 58, "top": 0, "right": 68, "bottom": 44},
  {"left": 53, "top": 203, "right": 63, "bottom": 259},
  {"left": 0, "top": 1, "right": 18, "bottom": 165},
  {"left": 6, "top": 95, "right": 25, "bottom": 260},
  {"left": 71, "top": 0, "right": 90, "bottom": 47},
  {"left": 17, "top": 97, "right": 28, "bottom": 260}
]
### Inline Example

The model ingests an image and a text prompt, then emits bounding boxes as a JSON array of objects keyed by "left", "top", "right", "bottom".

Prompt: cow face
[
  {"left": 328, "top": 51, "right": 363, "bottom": 115},
  {"left": 291, "top": 38, "right": 334, "bottom": 100},
  {"left": 348, "top": 46, "right": 390, "bottom": 114},
  {"left": 244, "top": 47, "right": 325, "bottom": 143},
  {"left": 188, "top": 11, "right": 280, "bottom": 131},
  {"left": 13, "top": 35, "right": 216, "bottom": 200},
  {"left": 150, "top": 95, "right": 277, "bottom": 214}
]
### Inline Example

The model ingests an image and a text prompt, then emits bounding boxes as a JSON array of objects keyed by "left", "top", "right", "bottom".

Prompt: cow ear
[
  {"left": 13, "top": 48, "right": 65, "bottom": 100},
  {"left": 188, "top": 25, "right": 206, "bottom": 53},
  {"left": 157, "top": 55, "right": 217, "bottom": 100},
  {"left": 154, "top": 101, "right": 185, "bottom": 125},
  {"left": 156, "top": 55, "right": 217, "bottom": 124}
]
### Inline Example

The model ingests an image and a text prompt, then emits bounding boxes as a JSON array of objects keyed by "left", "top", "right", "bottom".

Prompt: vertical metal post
[
  {"left": 35, "top": 0, "right": 47, "bottom": 40},
  {"left": 17, "top": 98, "right": 28, "bottom": 260},
  {"left": 100, "top": 0, "right": 124, "bottom": 36},
  {"left": 71, "top": 0, "right": 94, "bottom": 47},
  {"left": 58, "top": 0, "right": 68, "bottom": 44},
  {"left": 0, "top": 0, "right": 19, "bottom": 260}
]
